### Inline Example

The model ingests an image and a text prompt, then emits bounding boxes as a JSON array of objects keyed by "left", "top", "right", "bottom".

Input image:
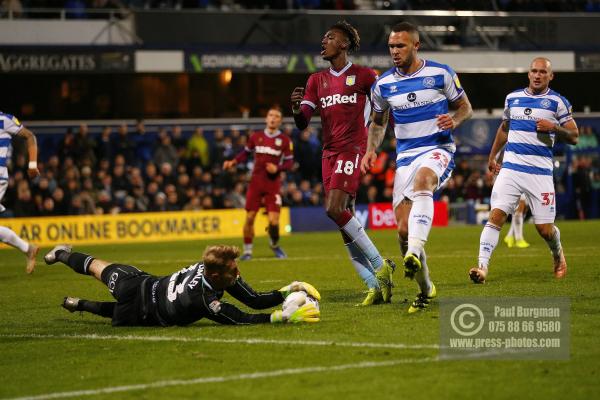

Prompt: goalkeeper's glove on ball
[{"left": 271, "top": 303, "right": 320, "bottom": 323}]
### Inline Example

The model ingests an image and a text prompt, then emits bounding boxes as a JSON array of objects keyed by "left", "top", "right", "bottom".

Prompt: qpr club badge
[
  {"left": 541, "top": 99, "right": 551, "bottom": 109},
  {"left": 423, "top": 76, "right": 435, "bottom": 88},
  {"left": 346, "top": 75, "right": 356, "bottom": 86}
]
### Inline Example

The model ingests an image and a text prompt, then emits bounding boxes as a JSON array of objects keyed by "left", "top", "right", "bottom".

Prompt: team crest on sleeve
[
  {"left": 275, "top": 138, "right": 282, "bottom": 146},
  {"left": 346, "top": 75, "right": 356, "bottom": 86},
  {"left": 541, "top": 99, "right": 551, "bottom": 109},
  {"left": 423, "top": 77, "right": 435, "bottom": 88},
  {"left": 209, "top": 300, "right": 222, "bottom": 314},
  {"left": 11, "top": 116, "right": 21, "bottom": 126}
]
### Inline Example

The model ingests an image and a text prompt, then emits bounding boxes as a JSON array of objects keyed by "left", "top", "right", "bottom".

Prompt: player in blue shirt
[
  {"left": 469, "top": 57, "right": 579, "bottom": 283},
  {"left": 0, "top": 112, "right": 40, "bottom": 273},
  {"left": 362, "top": 22, "right": 473, "bottom": 312}
]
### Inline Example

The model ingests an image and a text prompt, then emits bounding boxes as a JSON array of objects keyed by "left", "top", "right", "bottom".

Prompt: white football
[{"left": 282, "top": 290, "right": 320, "bottom": 314}]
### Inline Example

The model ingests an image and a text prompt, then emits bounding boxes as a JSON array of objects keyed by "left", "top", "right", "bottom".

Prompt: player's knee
[
  {"left": 413, "top": 168, "right": 437, "bottom": 191},
  {"left": 489, "top": 208, "right": 508, "bottom": 226},
  {"left": 325, "top": 205, "right": 343, "bottom": 220}
]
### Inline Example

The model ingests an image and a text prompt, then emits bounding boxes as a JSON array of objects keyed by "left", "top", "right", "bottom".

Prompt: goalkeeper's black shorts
[{"left": 100, "top": 263, "right": 162, "bottom": 327}]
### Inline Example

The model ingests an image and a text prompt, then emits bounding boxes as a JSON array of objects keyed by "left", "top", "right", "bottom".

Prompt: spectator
[
  {"left": 113, "top": 124, "right": 136, "bottom": 161},
  {"left": 73, "top": 123, "right": 97, "bottom": 167},
  {"left": 186, "top": 127, "right": 210, "bottom": 168},
  {"left": 134, "top": 120, "right": 155, "bottom": 166},
  {"left": 13, "top": 181, "right": 38, "bottom": 217},
  {"left": 96, "top": 126, "right": 114, "bottom": 162},
  {"left": 153, "top": 129, "right": 179, "bottom": 168},
  {"left": 574, "top": 126, "right": 599, "bottom": 149}
]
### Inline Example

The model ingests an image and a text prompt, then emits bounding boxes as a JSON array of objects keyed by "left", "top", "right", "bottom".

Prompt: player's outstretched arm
[
  {"left": 226, "top": 276, "right": 286, "bottom": 309},
  {"left": 17, "top": 127, "right": 40, "bottom": 178},
  {"left": 204, "top": 301, "right": 274, "bottom": 325},
  {"left": 488, "top": 121, "right": 509, "bottom": 174},
  {"left": 361, "top": 109, "right": 389, "bottom": 174}
]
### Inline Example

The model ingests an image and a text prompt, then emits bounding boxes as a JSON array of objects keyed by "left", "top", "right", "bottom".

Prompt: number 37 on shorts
[{"left": 541, "top": 192, "right": 555, "bottom": 206}]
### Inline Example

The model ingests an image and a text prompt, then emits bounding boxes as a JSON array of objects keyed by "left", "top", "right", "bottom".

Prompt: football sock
[
  {"left": 415, "top": 249, "right": 433, "bottom": 295},
  {"left": 0, "top": 226, "right": 29, "bottom": 253},
  {"left": 345, "top": 241, "right": 379, "bottom": 289},
  {"left": 513, "top": 211, "right": 524, "bottom": 241},
  {"left": 78, "top": 300, "right": 116, "bottom": 318},
  {"left": 268, "top": 224, "right": 280, "bottom": 247},
  {"left": 407, "top": 191, "right": 434, "bottom": 257},
  {"left": 243, "top": 240, "right": 253, "bottom": 255},
  {"left": 506, "top": 218, "right": 515, "bottom": 238},
  {"left": 545, "top": 226, "right": 562, "bottom": 258},
  {"left": 60, "top": 251, "right": 94, "bottom": 275},
  {"left": 339, "top": 212, "right": 384, "bottom": 270},
  {"left": 478, "top": 222, "right": 501, "bottom": 269}
]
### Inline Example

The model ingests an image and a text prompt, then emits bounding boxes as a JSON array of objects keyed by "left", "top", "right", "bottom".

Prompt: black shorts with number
[{"left": 100, "top": 264, "right": 161, "bottom": 327}]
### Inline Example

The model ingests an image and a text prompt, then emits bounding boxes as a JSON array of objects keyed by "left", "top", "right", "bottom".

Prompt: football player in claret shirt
[
  {"left": 223, "top": 106, "right": 293, "bottom": 260},
  {"left": 46, "top": 244, "right": 320, "bottom": 326},
  {"left": 290, "top": 20, "right": 396, "bottom": 306}
]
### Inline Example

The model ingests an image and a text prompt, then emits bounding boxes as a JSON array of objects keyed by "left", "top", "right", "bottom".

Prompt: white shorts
[
  {"left": 491, "top": 168, "right": 555, "bottom": 224},
  {"left": 392, "top": 149, "right": 454, "bottom": 208},
  {"left": 0, "top": 179, "right": 7, "bottom": 203}
]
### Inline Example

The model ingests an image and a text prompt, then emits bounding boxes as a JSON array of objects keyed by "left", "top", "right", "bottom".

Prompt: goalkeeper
[{"left": 44, "top": 244, "right": 320, "bottom": 326}]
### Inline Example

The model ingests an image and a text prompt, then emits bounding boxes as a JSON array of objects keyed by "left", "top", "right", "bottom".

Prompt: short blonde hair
[{"left": 203, "top": 245, "right": 240, "bottom": 271}]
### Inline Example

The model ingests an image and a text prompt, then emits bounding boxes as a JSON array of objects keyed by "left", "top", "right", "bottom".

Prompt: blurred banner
[
  {"left": 290, "top": 205, "right": 368, "bottom": 232},
  {"left": 369, "top": 202, "right": 449, "bottom": 229},
  {"left": 0, "top": 208, "right": 289, "bottom": 248},
  {"left": 0, "top": 49, "right": 134, "bottom": 73}
]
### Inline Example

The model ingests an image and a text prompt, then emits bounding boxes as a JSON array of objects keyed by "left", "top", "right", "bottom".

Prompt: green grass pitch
[{"left": 1, "top": 220, "right": 599, "bottom": 399}]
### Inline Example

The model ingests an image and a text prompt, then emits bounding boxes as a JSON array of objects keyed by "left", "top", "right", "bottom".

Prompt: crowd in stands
[
  {"left": 3, "top": 0, "right": 600, "bottom": 14},
  {"left": 3, "top": 121, "right": 599, "bottom": 219},
  {"left": 2, "top": 121, "right": 322, "bottom": 217}
]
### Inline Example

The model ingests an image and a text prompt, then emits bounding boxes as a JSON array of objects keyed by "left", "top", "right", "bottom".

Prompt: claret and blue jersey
[
  {"left": 371, "top": 60, "right": 464, "bottom": 168},
  {"left": 502, "top": 88, "right": 573, "bottom": 176}
]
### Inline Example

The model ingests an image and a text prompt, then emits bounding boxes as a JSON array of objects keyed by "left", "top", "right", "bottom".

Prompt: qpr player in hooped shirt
[
  {"left": 469, "top": 57, "right": 579, "bottom": 284},
  {"left": 362, "top": 22, "right": 473, "bottom": 313},
  {"left": 291, "top": 20, "right": 396, "bottom": 307}
]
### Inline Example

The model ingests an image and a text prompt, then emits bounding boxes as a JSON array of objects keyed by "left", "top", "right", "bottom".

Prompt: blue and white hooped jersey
[
  {"left": 0, "top": 112, "right": 23, "bottom": 180},
  {"left": 371, "top": 60, "right": 464, "bottom": 168},
  {"left": 502, "top": 88, "right": 573, "bottom": 176}
]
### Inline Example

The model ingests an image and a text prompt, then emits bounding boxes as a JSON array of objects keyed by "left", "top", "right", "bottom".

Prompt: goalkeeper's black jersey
[{"left": 153, "top": 263, "right": 283, "bottom": 326}]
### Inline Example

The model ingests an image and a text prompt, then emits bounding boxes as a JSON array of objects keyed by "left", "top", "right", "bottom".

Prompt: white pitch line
[
  {"left": 3, "top": 357, "right": 438, "bottom": 400},
  {"left": 0, "top": 333, "right": 440, "bottom": 350}
]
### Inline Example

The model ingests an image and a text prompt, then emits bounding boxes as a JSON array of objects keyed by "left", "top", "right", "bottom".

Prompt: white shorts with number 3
[
  {"left": 491, "top": 168, "right": 556, "bottom": 224},
  {"left": 393, "top": 149, "right": 454, "bottom": 208}
]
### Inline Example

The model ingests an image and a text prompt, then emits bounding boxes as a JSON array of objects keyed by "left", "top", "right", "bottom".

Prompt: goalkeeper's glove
[
  {"left": 271, "top": 303, "right": 320, "bottom": 323},
  {"left": 279, "top": 281, "right": 321, "bottom": 301}
]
